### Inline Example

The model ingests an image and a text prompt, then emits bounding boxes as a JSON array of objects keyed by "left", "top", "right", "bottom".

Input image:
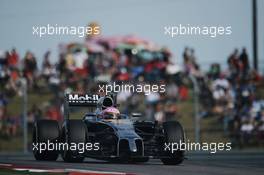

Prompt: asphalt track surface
[{"left": 0, "top": 152, "right": 263, "bottom": 175}]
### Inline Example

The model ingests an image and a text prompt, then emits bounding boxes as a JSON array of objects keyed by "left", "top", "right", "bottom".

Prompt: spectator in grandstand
[
  {"left": 189, "top": 48, "right": 197, "bottom": 66},
  {"left": 227, "top": 48, "right": 239, "bottom": 84},
  {"left": 146, "top": 91, "right": 160, "bottom": 105},
  {"left": 240, "top": 119, "right": 254, "bottom": 145},
  {"left": 45, "top": 104, "right": 63, "bottom": 121},
  {"left": 256, "top": 110, "right": 264, "bottom": 141},
  {"left": 57, "top": 53, "right": 67, "bottom": 75},
  {"left": 183, "top": 47, "right": 200, "bottom": 77},
  {"left": 239, "top": 48, "right": 250, "bottom": 76},
  {"left": 183, "top": 47, "right": 192, "bottom": 74},
  {"left": 0, "top": 50, "right": 7, "bottom": 67},
  {"left": 5, "top": 115, "right": 18, "bottom": 137},
  {"left": 0, "top": 65, "right": 10, "bottom": 87},
  {"left": 48, "top": 68, "right": 61, "bottom": 98},
  {"left": 208, "top": 63, "right": 221, "bottom": 80},
  {"left": 42, "top": 51, "right": 53, "bottom": 82},
  {"left": 166, "top": 81, "right": 178, "bottom": 100},
  {"left": 154, "top": 103, "right": 165, "bottom": 123},
  {"left": 178, "top": 84, "right": 189, "bottom": 101},
  {"left": 211, "top": 74, "right": 231, "bottom": 113},
  {"left": 7, "top": 48, "right": 19, "bottom": 68},
  {"left": 235, "top": 79, "right": 254, "bottom": 110},
  {"left": 23, "top": 51, "right": 37, "bottom": 88}
]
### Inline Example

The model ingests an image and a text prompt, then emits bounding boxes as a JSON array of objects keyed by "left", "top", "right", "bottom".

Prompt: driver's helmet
[{"left": 101, "top": 107, "right": 120, "bottom": 119}]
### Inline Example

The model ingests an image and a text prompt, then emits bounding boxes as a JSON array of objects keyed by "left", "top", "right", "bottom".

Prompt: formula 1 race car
[{"left": 32, "top": 94, "right": 185, "bottom": 165}]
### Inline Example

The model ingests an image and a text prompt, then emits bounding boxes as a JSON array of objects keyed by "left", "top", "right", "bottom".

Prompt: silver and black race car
[{"left": 32, "top": 94, "right": 185, "bottom": 165}]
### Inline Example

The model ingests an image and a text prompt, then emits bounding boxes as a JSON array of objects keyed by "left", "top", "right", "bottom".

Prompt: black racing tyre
[
  {"left": 160, "top": 121, "right": 185, "bottom": 165},
  {"left": 32, "top": 120, "right": 60, "bottom": 161},
  {"left": 61, "top": 120, "right": 86, "bottom": 163}
]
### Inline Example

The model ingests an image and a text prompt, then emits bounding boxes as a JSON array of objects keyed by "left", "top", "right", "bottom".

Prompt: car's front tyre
[{"left": 61, "top": 120, "right": 86, "bottom": 163}]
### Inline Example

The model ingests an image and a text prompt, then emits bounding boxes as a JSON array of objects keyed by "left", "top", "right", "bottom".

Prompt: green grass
[
  {"left": 0, "top": 92, "right": 53, "bottom": 152},
  {"left": 6, "top": 93, "right": 53, "bottom": 116},
  {"left": 0, "top": 136, "right": 24, "bottom": 152},
  {"left": 176, "top": 98, "right": 228, "bottom": 143}
]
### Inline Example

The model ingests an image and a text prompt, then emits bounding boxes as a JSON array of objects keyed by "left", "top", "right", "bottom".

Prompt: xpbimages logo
[
  {"left": 32, "top": 140, "right": 100, "bottom": 154},
  {"left": 98, "top": 82, "right": 166, "bottom": 95},
  {"left": 32, "top": 24, "right": 100, "bottom": 37},
  {"left": 164, "top": 140, "right": 232, "bottom": 154},
  {"left": 164, "top": 24, "right": 232, "bottom": 38}
]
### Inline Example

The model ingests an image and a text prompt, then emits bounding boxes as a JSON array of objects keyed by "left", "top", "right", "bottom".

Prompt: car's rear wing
[
  {"left": 64, "top": 93, "right": 119, "bottom": 120},
  {"left": 66, "top": 94, "right": 100, "bottom": 107},
  {"left": 64, "top": 94, "right": 100, "bottom": 120}
]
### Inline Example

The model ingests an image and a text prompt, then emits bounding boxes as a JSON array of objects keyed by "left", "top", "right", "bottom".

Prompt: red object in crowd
[
  {"left": 144, "top": 61, "right": 155, "bottom": 73},
  {"left": 74, "top": 67, "right": 88, "bottom": 77},
  {"left": 45, "top": 107, "right": 62, "bottom": 121},
  {"left": 24, "top": 71, "right": 33, "bottom": 79},
  {"left": 10, "top": 71, "right": 19, "bottom": 81},
  {"left": 253, "top": 71, "right": 262, "bottom": 82},
  {"left": 179, "top": 85, "right": 188, "bottom": 101},
  {"left": 8, "top": 51, "right": 19, "bottom": 66},
  {"left": 116, "top": 72, "right": 130, "bottom": 81},
  {"left": 155, "top": 61, "right": 167, "bottom": 69},
  {"left": 145, "top": 60, "right": 167, "bottom": 73}
]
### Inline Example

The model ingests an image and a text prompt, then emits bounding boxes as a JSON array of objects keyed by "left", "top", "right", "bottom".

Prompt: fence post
[
  {"left": 189, "top": 74, "right": 200, "bottom": 143},
  {"left": 21, "top": 78, "right": 28, "bottom": 154}
]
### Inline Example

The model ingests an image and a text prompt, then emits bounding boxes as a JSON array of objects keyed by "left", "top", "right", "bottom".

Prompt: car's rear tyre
[
  {"left": 61, "top": 120, "right": 86, "bottom": 163},
  {"left": 32, "top": 120, "right": 60, "bottom": 161},
  {"left": 160, "top": 121, "right": 185, "bottom": 165}
]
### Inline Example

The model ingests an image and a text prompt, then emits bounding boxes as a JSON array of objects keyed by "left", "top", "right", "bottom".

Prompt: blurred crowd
[
  {"left": 192, "top": 47, "right": 264, "bottom": 146},
  {"left": 0, "top": 35, "right": 264, "bottom": 146}
]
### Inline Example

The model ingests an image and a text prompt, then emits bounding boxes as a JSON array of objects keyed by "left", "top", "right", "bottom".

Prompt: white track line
[
  {"left": 13, "top": 168, "right": 65, "bottom": 173},
  {"left": 0, "top": 163, "right": 12, "bottom": 167},
  {"left": 12, "top": 167, "right": 130, "bottom": 175}
]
